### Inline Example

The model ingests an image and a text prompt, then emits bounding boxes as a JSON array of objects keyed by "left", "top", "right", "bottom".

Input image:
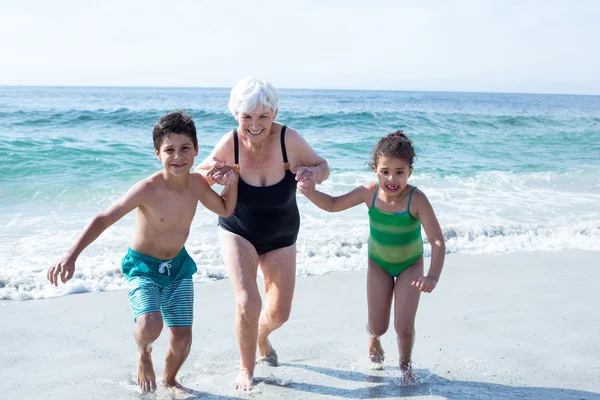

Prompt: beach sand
[{"left": 1, "top": 251, "right": 599, "bottom": 399}]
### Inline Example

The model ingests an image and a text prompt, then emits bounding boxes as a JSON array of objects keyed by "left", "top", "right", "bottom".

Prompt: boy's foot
[
  {"left": 368, "top": 336, "right": 385, "bottom": 364},
  {"left": 400, "top": 362, "right": 418, "bottom": 385},
  {"left": 162, "top": 378, "right": 192, "bottom": 396},
  {"left": 137, "top": 349, "right": 157, "bottom": 393},
  {"left": 232, "top": 369, "right": 254, "bottom": 391},
  {"left": 162, "top": 377, "right": 183, "bottom": 389}
]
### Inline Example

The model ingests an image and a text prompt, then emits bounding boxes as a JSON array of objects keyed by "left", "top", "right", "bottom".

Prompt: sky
[{"left": 1, "top": 0, "right": 599, "bottom": 95}]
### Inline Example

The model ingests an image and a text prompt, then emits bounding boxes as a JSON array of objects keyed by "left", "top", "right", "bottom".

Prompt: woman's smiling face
[{"left": 235, "top": 104, "right": 277, "bottom": 143}]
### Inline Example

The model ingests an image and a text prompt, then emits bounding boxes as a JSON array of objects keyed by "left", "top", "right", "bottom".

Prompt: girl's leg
[
  {"left": 393, "top": 257, "right": 424, "bottom": 383},
  {"left": 367, "top": 258, "right": 394, "bottom": 364},
  {"left": 218, "top": 227, "right": 261, "bottom": 391}
]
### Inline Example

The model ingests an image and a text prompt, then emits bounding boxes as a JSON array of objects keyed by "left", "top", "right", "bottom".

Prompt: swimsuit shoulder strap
[
  {"left": 371, "top": 183, "right": 379, "bottom": 207},
  {"left": 406, "top": 186, "right": 417, "bottom": 212},
  {"left": 233, "top": 129, "right": 240, "bottom": 170},
  {"left": 280, "top": 125, "right": 290, "bottom": 170}
]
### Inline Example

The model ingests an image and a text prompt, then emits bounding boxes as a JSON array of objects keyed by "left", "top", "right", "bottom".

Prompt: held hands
[
  {"left": 207, "top": 159, "right": 238, "bottom": 186},
  {"left": 411, "top": 275, "right": 438, "bottom": 293},
  {"left": 48, "top": 255, "right": 76, "bottom": 286},
  {"left": 296, "top": 166, "right": 317, "bottom": 194}
]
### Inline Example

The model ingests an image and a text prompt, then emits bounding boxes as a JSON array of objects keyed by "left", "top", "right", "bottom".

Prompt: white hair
[{"left": 228, "top": 77, "right": 279, "bottom": 116}]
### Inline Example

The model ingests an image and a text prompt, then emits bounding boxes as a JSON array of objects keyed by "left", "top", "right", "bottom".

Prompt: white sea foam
[{"left": 1, "top": 169, "right": 599, "bottom": 300}]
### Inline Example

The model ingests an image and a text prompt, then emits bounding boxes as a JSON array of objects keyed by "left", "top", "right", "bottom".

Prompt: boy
[{"left": 47, "top": 111, "right": 238, "bottom": 393}]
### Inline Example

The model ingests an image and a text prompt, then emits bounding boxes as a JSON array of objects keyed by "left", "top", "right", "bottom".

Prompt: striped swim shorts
[{"left": 122, "top": 248, "right": 196, "bottom": 327}]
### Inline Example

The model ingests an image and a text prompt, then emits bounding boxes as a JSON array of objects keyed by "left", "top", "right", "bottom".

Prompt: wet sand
[{"left": 1, "top": 251, "right": 599, "bottom": 399}]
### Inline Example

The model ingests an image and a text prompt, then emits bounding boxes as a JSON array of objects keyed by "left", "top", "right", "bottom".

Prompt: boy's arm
[
  {"left": 195, "top": 132, "right": 233, "bottom": 186},
  {"left": 195, "top": 172, "right": 239, "bottom": 217},
  {"left": 47, "top": 181, "right": 149, "bottom": 286},
  {"left": 412, "top": 190, "right": 445, "bottom": 293},
  {"left": 303, "top": 184, "right": 371, "bottom": 212}
]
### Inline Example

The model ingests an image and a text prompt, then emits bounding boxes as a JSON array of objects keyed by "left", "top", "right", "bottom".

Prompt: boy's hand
[
  {"left": 48, "top": 256, "right": 76, "bottom": 286},
  {"left": 224, "top": 169, "right": 239, "bottom": 186},
  {"left": 411, "top": 276, "right": 438, "bottom": 293},
  {"left": 296, "top": 166, "right": 316, "bottom": 194},
  {"left": 207, "top": 160, "right": 237, "bottom": 185}
]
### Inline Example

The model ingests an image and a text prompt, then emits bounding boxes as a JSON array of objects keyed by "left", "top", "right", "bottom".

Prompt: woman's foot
[
  {"left": 257, "top": 338, "right": 279, "bottom": 366},
  {"left": 232, "top": 368, "right": 254, "bottom": 391}
]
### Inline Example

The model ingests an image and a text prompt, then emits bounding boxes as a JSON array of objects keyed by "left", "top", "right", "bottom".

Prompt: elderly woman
[{"left": 196, "top": 77, "right": 329, "bottom": 390}]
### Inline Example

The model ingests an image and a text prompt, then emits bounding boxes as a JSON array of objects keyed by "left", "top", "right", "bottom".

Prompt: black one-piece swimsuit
[{"left": 218, "top": 126, "right": 300, "bottom": 255}]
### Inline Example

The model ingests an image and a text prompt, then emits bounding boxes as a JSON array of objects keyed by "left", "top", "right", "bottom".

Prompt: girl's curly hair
[{"left": 368, "top": 130, "right": 416, "bottom": 169}]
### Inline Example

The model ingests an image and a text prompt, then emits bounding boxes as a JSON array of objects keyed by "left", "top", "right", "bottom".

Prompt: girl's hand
[
  {"left": 411, "top": 275, "right": 438, "bottom": 293},
  {"left": 296, "top": 166, "right": 316, "bottom": 194}
]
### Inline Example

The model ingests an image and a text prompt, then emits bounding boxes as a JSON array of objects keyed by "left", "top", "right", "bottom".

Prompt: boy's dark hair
[
  {"left": 368, "top": 130, "right": 416, "bottom": 169},
  {"left": 153, "top": 111, "right": 198, "bottom": 150}
]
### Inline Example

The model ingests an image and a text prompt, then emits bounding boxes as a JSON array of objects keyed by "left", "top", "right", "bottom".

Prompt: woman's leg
[
  {"left": 256, "top": 244, "right": 297, "bottom": 360},
  {"left": 218, "top": 227, "right": 260, "bottom": 390}
]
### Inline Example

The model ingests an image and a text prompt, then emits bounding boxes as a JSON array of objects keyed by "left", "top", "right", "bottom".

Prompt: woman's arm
[{"left": 285, "top": 127, "right": 330, "bottom": 185}]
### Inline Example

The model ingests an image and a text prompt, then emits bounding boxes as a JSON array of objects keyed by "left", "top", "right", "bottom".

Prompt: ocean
[{"left": 1, "top": 86, "right": 599, "bottom": 300}]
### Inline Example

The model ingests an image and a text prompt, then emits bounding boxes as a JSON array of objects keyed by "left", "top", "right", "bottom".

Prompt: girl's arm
[
  {"left": 303, "top": 184, "right": 372, "bottom": 212},
  {"left": 412, "top": 190, "right": 445, "bottom": 292},
  {"left": 47, "top": 180, "right": 150, "bottom": 286}
]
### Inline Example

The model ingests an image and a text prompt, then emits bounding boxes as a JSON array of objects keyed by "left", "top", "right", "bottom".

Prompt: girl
[{"left": 300, "top": 131, "right": 445, "bottom": 383}]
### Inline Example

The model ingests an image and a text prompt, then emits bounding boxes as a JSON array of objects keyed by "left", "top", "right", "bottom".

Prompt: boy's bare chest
[{"left": 146, "top": 193, "right": 197, "bottom": 226}]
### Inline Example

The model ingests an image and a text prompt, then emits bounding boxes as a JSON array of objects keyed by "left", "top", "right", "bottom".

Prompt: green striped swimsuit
[{"left": 368, "top": 184, "right": 424, "bottom": 277}]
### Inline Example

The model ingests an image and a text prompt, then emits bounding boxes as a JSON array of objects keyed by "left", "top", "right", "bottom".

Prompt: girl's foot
[
  {"left": 368, "top": 336, "right": 385, "bottom": 365},
  {"left": 400, "top": 360, "right": 418, "bottom": 384}
]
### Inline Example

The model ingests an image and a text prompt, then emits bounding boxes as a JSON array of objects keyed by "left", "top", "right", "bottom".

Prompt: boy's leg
[
  {"left": 367, "top": 258, "right": 394, "bottom": 364},
  {"left": 163, "top": 326, "right": 192, "bottom": 387},
  {"left": 128, "top": 277, "right": 164, "bottom": 393},
  {"left": 135, "top": 312, "right": 163, "bottom": 393},
  {"left": 393, "top": 258, "right": 424, "bottom": 383},
  {"left": 160, "top": 278, "right": 194, "bottom": 388}
]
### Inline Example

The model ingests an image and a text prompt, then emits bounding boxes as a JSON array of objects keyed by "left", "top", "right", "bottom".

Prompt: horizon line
[{"left": 1, "top": 84, "right": 599, "bottom": 97}]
